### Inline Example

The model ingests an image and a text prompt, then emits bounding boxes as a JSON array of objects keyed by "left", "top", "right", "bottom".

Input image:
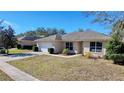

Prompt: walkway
[{"left": 0, "top": 62, "right": 39, "bottom": 81}]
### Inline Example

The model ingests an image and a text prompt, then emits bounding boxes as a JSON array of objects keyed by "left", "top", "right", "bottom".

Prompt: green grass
[
  {"left": 9, "top": 49, "right": 32, "bottom": 54},
  {"left": 0, "top": 70, "right": 13, "bottom": 81},
  {"left": 8, "top": 55, "right": 124, "bottom": 81}
]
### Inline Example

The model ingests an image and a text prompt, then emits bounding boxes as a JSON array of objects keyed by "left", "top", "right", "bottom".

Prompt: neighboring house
[
  {"left": 18, "top": 36, "right": 41, "bottom": 47},
  {"left": 35, "top": 30, "right": 110, "bottom": 57}
]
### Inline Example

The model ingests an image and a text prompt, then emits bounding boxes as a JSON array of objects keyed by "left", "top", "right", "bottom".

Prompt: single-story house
[
  {"left": 18, "top": 36, "right": 41, "bottom": 48},
  {"left": 35, "top": 30, "right": 110, "bottom": 57}
]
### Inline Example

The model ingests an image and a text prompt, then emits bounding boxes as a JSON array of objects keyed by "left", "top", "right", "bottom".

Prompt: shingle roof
[
  {"left": 36, "top": 34, "right": 62, "bottom": 41},
  {"left": 35, "top": 30, "right": 110, "bottom": 42},
  {"left": 62, "top": 30, "right": 110, "bottom": 41},
  {"left": 18, "top": 36, "right": 41, "bottom": 41}
]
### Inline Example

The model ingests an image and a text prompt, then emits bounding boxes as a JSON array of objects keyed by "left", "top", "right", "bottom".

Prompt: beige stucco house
[{"left": 36, "top": 30, "right": 110, "bottom": 57}]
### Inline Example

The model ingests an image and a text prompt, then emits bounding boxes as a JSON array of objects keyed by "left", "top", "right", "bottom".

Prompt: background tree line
[
  {"left": 16, "top": 27, "right": 66, "bottom": 37},
  {"left": 16, "top": 27, "right": 84, "bottom": 37}
]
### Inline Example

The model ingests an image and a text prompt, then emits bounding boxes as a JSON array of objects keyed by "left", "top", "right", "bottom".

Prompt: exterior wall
[
  {"left": 78, "top": 42, "right": 82, "bottom": 53},
  {"left": 73, "top": 42, "right": 78, "bottom": 53},
  {"left": 18, "top": 40, "right": 36, "bottom": 46},
  {"left": 53, "top": 41, "right": 64, "bottom": 53},
  {"left": 73, "top": 42, "right": 82, "bottom": 54},
  {"left": 83, "top": 41, "right": 106, "bottom": 57},
  {"left": 83, "top": 41, "right": 90, "bottom": 55}
]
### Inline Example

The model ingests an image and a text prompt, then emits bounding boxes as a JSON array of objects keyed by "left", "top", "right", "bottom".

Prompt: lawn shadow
[{"left": 113, "top": 61, "right": 124, "bottom": 66}]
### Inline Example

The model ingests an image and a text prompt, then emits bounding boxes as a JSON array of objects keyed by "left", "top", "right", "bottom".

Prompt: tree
[
  {"left": 59, "top": 29, "right": 66, "bottom": 34},
  {"left": 36, "top": 27, "right": 47, "bottom": 36},
  {"left": 106, "top": 20, "right": 124, "bottom": 63},
  {"left": 0, "top": 25, "right": 17, "bottom": 54},
  {"left": 25, "top": 30, "right": 36, "bottom": 36},
  {"left": 78, "top": 28, "right": 84, "bottom": 32},
  {"left": 112, "top": 19, "right": 124, "bottom": 36},
  {"left": 16, "top": 33, "right": 24, "bottom": 37},
  {"left": 16, "top": 27, "right": 66, "bottom": 37},
  {"left": 83, "top": 11, "right": 124, "bottom": 25}
]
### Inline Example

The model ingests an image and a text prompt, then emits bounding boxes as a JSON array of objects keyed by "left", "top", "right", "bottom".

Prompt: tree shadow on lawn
[{"left": 113, "top": 61, "right": 124, "bottom": 66}]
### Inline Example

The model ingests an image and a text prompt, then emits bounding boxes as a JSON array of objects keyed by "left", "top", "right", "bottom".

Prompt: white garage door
[{"left": 39, "top": 42, "right": 54, "bottom": 52}]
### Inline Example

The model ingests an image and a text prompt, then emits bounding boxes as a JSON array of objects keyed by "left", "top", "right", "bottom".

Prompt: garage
[
  {"left": 36, "top": 34, "right": 63, "bottom": 53},
  {"left": 38, "top": 42, "right": 55, "bottom": 52}
]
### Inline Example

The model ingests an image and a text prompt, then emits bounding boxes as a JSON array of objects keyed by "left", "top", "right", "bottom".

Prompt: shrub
[
  {"left": 32, "top": 46, "right": 39, "bottom": 52},
  {"left": 0, "top": 48, "right": 6, "bottom": 54},
  {"left": 104, "top": 55, "right": 109, "bottom": 59},
  {"left": 109, "top": 54, "right": 124, "bottom": 64},
  {"left": 85, "top": 52, "right": 92, "bottom": 58},
  {"left": 17, "top": 44, "right": 22, "bottom": 49},
  {"left": 48, "top": 48, "right": 54, "bottom": 54},
  {"left": 62, "top": 48, "right": 69, "bottom": 55}
]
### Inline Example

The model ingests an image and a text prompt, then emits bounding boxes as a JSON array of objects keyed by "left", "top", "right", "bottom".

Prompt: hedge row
[{"left": 17, "top": 44, "right": 38, "bottom": 51}]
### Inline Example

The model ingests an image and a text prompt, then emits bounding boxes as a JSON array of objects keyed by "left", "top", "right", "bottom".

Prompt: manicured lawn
[
  {"left": 0, "top": 70, "right": 13, "bottom": 81},
  {"left": 8, "top": 55, "right": 124, "bottom": 80},
  {"left": 9, "top": 48, "right": 32, "bottom": 54}
]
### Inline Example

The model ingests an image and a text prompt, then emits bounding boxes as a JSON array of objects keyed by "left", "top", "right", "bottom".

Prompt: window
[
  {"left": 90, "top": 42, "right": 96, "bottom": 52},
  {"left": 66, "top": 42, "right": 73, "bottom": 50},
  {"left": 90, "top": 42, "right": 102, "bottom": 52},
  {"left": 96, "top": 42, "right": 102, "bottom": 52}
]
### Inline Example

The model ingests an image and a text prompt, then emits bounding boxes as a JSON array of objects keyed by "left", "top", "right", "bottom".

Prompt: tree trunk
[{"left": 6, "top": 48, "right": 9, "bottom": 55}]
